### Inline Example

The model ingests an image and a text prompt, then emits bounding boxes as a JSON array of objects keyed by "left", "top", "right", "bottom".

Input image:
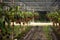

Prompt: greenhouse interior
[{"left": 0, "top": 0, "right": 60, "bottom": 40}]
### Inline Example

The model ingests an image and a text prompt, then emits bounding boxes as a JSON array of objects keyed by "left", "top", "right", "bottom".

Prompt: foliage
[
  {"left": 0, "top": 3, "right": 39, "bottom": 40},
  {"left": 47, "top": 10, "right": 60, "bottom": 40},
  {"left": 14, "top": 26, "right": 32, "bottom": 39},
  {"left": 47, "top": 11, "right": 58, "bottom": 21},
  {"left": 43, "top": 26, "right": 52, "bottom": 40}
]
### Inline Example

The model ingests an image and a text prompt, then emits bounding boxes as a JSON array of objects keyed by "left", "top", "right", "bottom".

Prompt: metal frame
[{"left": 0, "top": 0, "right": 60, "bottom": 11}]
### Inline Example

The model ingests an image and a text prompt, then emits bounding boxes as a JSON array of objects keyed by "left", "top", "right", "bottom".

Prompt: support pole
[{"left": 32, "top": 9, "right": 34, "bottom": 22}]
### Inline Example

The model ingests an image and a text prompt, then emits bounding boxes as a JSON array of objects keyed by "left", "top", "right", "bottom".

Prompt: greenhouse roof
[{"left": 1, "top": 0, "right": 60, "bottom": 11}]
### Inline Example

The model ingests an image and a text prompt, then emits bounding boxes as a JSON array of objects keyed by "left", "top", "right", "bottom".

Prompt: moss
[{"left": 43, "top": 26, "right": 52, "bottom": 40}]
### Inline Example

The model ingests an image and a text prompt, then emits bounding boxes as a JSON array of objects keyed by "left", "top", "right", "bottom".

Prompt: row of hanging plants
[
  {"left": 0, "top": 3, "right": 39, "bottom": 40},
  {"left": 46, "top": 10, "right": 60, "bottom": 40}
]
